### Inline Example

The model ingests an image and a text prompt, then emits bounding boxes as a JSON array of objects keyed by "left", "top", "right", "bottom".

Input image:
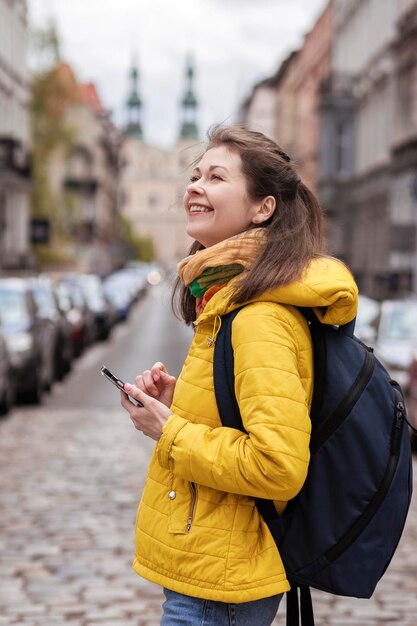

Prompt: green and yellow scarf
[{"left": 177, "top": 228, "right": 266, "bottom": 315}]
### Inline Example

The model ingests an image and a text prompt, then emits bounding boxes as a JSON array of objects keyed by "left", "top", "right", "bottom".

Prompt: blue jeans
[{"left": 161, "top": 588, "right": 283, "bottom": 626}]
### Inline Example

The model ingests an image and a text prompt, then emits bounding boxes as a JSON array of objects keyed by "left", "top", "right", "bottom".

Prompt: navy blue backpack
[{"left": 213, "top": 306, "right": 413, "bottom": 626}]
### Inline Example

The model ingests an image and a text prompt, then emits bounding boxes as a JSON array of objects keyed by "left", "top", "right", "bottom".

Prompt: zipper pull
[
  {"left": 187, "top": 517, "right": 193, "bottom": 533},
  {"left": 392, "top": 402, "right": 405, "bottom": 454}
]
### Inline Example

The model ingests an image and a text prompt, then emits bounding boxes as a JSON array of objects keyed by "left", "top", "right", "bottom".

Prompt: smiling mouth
[{"left": 189, "top": 204, "right": 214, "bottom": 214}]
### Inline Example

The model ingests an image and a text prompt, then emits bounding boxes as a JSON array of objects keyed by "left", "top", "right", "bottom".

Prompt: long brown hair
[{"left": 173, "top": 124, "right": 325, "bottom": 324}]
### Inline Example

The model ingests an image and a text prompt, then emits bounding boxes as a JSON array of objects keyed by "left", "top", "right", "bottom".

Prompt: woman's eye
[
  {"left": 189, "top": 175, "right": 199, "bottom": 183},
  {"left": 212, "top": 174, "right": 222, "bottom": 181}
]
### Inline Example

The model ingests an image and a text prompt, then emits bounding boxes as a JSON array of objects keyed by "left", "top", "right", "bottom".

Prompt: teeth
[{"left": 189, "top": 205, "right": 212, "bottom": 213}]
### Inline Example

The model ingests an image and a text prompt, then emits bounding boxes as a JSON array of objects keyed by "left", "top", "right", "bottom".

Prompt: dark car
[
  {"left": 53, "top": 281, "right": 85, "bottom": 357},
  {"left": 71, "top": 274, "right": 117, "bottom": 341},
  {"left": 58, "top": 276, "right": 96, "bottom": 349},
  {"left": 0, "top": 327, "right": 14, "bottom": 416},
  {"left": 28, "top": 277, "right": 74, "bottom": 381},
  {"left": 0, "top": 278, "right": 55, "bottom": 403}
]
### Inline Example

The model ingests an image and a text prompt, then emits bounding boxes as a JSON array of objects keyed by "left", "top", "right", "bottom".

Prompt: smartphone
[{"left": 100, "top": 365, "right": 144, "bottom": 407}]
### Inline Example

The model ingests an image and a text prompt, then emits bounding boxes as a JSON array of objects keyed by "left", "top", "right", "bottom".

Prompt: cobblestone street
[
  {"left": 0, "top": 406, "right": 164, "bottom": 626},
  {"left": 1, "top": 289, "right": 417, "bottom": 626},
  {"left": 1, "top": 402, "right": 417, "bottom": 626}
]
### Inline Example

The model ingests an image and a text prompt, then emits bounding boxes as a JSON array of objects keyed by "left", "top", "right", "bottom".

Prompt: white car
[
  {"left": 372, "top": 299, "right": 417, "bottom": 391},
  {"left": 355, "top": 295, "right": 380, "bottom": 345}
]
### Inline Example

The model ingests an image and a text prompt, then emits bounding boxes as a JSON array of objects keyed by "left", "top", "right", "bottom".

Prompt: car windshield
[
  {"left": 81, "top": 278, "right": 103, "bottom": 300},
  {"left": 32, "top": 287, "right": 54, "bottom": 313},
  {"left": 384, "top": 304, "right": 417, "bottom": 341},
  {"left": 0, "top": 290, "right": 28, "bottom": 325},
  {"left": 64, "top": 283, "right": 84, "bottom": 308},
  {"left": 356, "top": 296, "right": 379, "bottom": 329}
]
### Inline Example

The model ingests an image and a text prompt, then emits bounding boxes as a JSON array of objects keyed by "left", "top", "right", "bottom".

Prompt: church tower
[
  {"left": 125, "top": 58, "right": 143, "bottom": 140},
  {"left": 179, "top": 55, "right": 199, "bottom": 141}
]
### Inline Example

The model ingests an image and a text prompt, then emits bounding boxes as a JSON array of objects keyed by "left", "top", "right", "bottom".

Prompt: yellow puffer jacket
[{"left": 133, "top": 257, "right": 358, "bottom": 603}]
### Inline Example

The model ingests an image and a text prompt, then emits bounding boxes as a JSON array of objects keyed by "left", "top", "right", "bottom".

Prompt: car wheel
[
  {"left": 0, "top": 369, "right": 16, "bottom": 415},
  {"left": 26, "top": 369, "right": 43, "bottom": 405},
  {"left": 0, "top": 388, "right": 9, "bottom": 416}
]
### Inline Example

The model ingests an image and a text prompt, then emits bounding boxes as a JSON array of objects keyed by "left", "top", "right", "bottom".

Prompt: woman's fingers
[
  {"left": 150, "top": 362, "right": 168, "bottom": 382},
  {"left": 124, "top": 382, "right": 148, "bottom": 405},
  {"left": 133, "top": 363, "right": 170, "bottom": 399},
  {"left": 139, "top": 370, "right": 156, "bottom": 395},
  {"left": 135, "top": 370, "right": 157, "bottom": 396},
  {"left": 134, "top": 374, "right": 146, "bottom": 391},
  {"left": 120, "top": 390, "right": 134, "bottom": 411}
]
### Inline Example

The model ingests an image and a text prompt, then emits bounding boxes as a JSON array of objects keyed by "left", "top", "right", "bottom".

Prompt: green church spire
[
  {"left": 126, "top": 57, "right": 143, "bottom": 140},
  {"left": 180, "top": 55, "right": 199, "bottom": 141}
]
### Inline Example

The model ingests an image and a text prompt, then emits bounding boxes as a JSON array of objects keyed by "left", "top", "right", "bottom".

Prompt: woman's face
[{"left": 183, "top": 146, "right": 261, "bottom": 247}]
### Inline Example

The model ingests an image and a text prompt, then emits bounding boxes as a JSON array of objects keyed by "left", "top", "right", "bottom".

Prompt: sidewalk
[{"left": 0, "top": 406, "right": 416, "bottom": 626}]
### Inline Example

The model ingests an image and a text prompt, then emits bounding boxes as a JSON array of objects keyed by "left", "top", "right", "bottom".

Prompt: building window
[
  {"left": 397, "top": 64, "right": 414, "bottom": 133},
  {"left": 390, "top": 224, "right": 416, "bottom": 252},
  {"left": 67, "top": 146, "right": 93, "bottom": 180},
  {"left": 0, "top": 192, "right": 6, "bottom": 233},
  {"left": 335, "top": 118, "right": 352, "bottom": 176}
]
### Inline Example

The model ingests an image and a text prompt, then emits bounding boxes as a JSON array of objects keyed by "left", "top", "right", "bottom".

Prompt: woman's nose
[{"left": 187, "top": 180, "right": 204, "bottom": 195}]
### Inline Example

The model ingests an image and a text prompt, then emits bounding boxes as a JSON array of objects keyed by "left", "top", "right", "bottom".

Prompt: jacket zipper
[
  {"left": 325, "top": 395, "right": 406, "bottom": 563},
  {"left": 187, "top": 483, "right": 197, "bottom": 533},
  {"left": 310, "top": 349, "right": 375, "bottom": 455}
]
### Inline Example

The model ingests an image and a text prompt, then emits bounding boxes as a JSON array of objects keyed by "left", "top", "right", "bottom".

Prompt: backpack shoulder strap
[{"left": 213, "top": 307, "right": 245, "bottom": 431}]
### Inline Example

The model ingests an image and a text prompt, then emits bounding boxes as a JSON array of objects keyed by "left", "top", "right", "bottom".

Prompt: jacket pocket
[{"left": 168, "top": 477, "right": 197, "bottom": 535}]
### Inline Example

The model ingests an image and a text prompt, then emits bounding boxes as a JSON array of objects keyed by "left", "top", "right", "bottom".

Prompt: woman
[{"left": 121, "top": 125, "right": 358, "bottom": 625}]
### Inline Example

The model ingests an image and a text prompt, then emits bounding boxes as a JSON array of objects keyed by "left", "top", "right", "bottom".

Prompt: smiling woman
[{"left": 117, "top": 124, "right": 358, "bottom": 626}]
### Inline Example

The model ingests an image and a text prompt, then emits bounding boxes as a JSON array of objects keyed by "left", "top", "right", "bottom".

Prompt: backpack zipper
[
  {"left": 310, "top": 348, "right": 375, "bottom": 455},
  {"left": 187, "top": 482, "right": 197, "bottom": 533},
  {"left": 325, "top": 397, "right": 406, "bottom": 563}
]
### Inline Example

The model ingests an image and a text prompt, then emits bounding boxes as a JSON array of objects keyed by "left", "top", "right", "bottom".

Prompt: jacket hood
[{"left": 195, "top": 256, "right": 358, "bottom": 327}]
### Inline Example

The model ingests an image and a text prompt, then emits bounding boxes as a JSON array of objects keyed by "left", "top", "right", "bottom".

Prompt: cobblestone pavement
[{"left": 1, "top": 403, "right": 416, "bottom": 626}]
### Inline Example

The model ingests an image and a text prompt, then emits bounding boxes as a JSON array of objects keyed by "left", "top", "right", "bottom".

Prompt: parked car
[
  {"left": 0, "top": 278, "right": 55, "bottom": 403},
  {"left": 53, "top": 281, "right": 85, "bottom": 357},
  {"left": 67, "top": 274, "right": 117, "bottom": 341},
  {"left": 28, "top": 277, "right": 74, "bottom": 381},
  {"left": 355, "top": 294, "right": 380, "bottom": 345},
  {"left": 127, "top": 261, "right": 162, "bottom": 290},
  {"left": 58, "top": 276, "right": 96, "bottom": 349},
  {"left": 103, "top": 274, "right": 133, "bottom": 322},
  {"left": 0, "top": 327, "right": 14, "bottom": 416},
  {"left": 372, "top": 299, "right": 417, "bottom": 390},
  {"left": 407, "top": 355, "right": 417, "bottom": 450}
]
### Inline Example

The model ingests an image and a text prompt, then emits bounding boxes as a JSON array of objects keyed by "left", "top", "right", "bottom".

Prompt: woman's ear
[{"left": 252, "top": 196, "right": 276, "bottom": 224}]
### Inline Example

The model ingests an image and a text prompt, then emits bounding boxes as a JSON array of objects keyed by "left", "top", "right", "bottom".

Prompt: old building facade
[
  {"left": 120, "top": 59, "right": 202, "bottom": 265},
  {"left": 239, "top": 1, "right": 333, "bottom": 196},
  {"left": 319, "top": 0, "right": 417, "bottom": 298},
  {"left": 292, "top": 0, "right": 333, "bottom": 192},
  {"left": 0, "top": 0, "right": 31, "bottom": 270},
  {"left": 389, "top": 0, "right": 417, "bottom": 294},
  {"left": 239, "top": 0, "right": 417, "bottom": 298},
  {"left": 238, "top": 77, "right": 279, "bottom": 139},
  {"left": 45, "top": 64, "right": 122, "bottom": 274}
]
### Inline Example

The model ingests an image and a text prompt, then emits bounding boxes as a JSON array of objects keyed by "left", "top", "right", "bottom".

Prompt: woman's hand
[
  {"left": 120, "top": 383, "right": 173, "bottom": 441},
  {"left": 135, "top": 362, "right": 176, "bottom": 408}
]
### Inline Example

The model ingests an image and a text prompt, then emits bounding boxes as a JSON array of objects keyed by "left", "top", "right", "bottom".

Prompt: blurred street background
[{"left": 1, "top": 0, "right": 417, "bottom": 624}]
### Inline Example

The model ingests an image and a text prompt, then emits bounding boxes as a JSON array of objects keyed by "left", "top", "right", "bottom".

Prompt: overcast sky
[{"left": 28, "top": 0, "right": 328, "bottom": 149}]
